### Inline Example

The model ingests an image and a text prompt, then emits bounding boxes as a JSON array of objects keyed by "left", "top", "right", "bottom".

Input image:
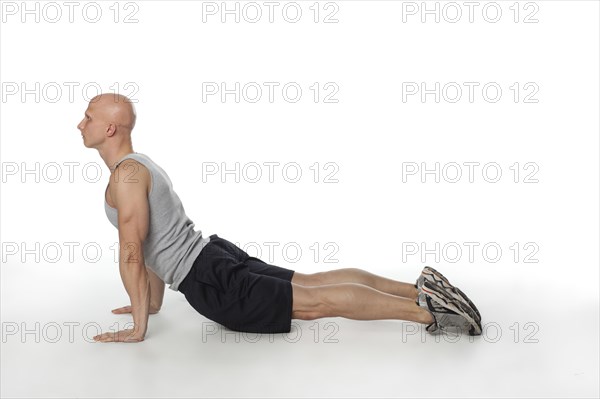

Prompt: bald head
[
  {"left": 89, "top": 93, "right": 137, "bottom": 132},
  {"left": 77, "top": 93, "right": 138, "bottom": 153}
]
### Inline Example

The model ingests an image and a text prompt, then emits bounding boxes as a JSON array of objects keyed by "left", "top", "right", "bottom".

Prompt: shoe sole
[
  {"left": 418, "top": 270, "right": 482, "bottom": 328},
  {"left": 421, "top": 280, "right": 482, "bottom": 336},
  {"left": 418, "top": 292, "right": 466, "bottom": 335},
  {"left": 423, "top": 266, "right": 482, "bottom": 321}
]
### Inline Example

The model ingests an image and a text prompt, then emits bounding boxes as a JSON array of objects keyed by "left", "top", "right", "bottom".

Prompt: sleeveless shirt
[{"left": 104, "top": 152, "right": 210, "bottom": 291}]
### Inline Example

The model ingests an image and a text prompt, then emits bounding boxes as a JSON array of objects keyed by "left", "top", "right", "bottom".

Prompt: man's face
[{"left": 77, "top": 101, "right": 106, "bottom": 149}]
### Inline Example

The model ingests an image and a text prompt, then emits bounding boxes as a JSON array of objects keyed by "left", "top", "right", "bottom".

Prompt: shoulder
[{"left": 110, "top": 159, "right": 151, "bottom": 197}]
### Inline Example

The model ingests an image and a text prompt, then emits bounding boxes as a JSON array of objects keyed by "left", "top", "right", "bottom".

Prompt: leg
[
  {"left": 292, "top": 268, "right": 419, "bottom": 300},
  {"left": 291, "top": 282, "right": 434, "bottom": 324}
]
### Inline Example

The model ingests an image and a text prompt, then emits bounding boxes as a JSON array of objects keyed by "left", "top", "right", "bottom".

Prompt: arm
[
  {"left": 113, "top": 161, "right": 152, "bottom": 341},
  {"left": 146, "top": 266, "right": 165, "bottom": 311}
]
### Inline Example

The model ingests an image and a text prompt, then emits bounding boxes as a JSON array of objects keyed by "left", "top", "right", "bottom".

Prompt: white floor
[{"left": 1, "top": 262, "right": 598, "bottom": 398}]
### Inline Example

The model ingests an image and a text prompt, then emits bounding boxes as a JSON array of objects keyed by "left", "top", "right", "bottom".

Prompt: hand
[
  {"left": 93, "top": 328, "right": 144, "bottom": 343},
  {"left": 112, "top": 304, "right": 160, "bottom": 314}
]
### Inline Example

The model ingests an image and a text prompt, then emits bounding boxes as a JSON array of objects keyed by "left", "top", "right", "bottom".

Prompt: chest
[{"left": 105, "top": 184, "right": 116, "bottom": 209}]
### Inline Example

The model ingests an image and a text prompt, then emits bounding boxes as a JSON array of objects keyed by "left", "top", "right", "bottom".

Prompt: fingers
[
  {"left": 93, "top": 332, "right": 113, "bottom": 342},
  {"left": 93, "top": 329, "right": 140, "bottom": 343},
  {"left": 112, "top": 306, "right": 159, "bottom": 315}
]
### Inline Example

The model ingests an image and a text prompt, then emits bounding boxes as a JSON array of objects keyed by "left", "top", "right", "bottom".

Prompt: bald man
[{"left": 78, "top": 93, "right": 482, "bottom": 343}]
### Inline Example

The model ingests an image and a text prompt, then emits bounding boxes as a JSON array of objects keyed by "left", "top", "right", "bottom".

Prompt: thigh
[
  {"left": 212, "top": 271, "right": 294, "bottom": 334},
  {"left": 179, "top": 238, "right": 294, "bottom": 333},
  {"left": 245, "top": 257, "right": 295, "bottom": 281}
]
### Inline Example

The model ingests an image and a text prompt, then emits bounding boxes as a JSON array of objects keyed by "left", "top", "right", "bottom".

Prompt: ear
[{"left": 106, "top": 123, "right": 117, "bottom": 136}]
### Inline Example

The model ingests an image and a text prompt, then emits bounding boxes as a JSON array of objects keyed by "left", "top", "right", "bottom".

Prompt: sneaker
[
  {"left": 415, "top": 266, "right": 482, "bottom": 322},
  {"left": 416, "top": 288, "right": 471, "bottom": 335},
  {"left": 420, "top": 280, "right": 482, "bottom": 336}
]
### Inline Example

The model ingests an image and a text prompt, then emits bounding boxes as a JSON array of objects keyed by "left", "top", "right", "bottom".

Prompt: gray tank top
[{"left": 104, "top": 152, "right": 210, "bottom": 291}]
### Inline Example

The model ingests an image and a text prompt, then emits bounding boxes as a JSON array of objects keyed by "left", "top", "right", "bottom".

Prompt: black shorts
[{"left": 178, "top": 234, "right": 296, "bottom": 334}]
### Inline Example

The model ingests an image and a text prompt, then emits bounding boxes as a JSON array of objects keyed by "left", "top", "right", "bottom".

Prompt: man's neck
[{"left": 99, "top": 145, "right": 135, "bottom": 173}]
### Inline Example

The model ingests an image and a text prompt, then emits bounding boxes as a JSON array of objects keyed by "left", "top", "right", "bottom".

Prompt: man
[{"left": 78, "top": 93, "right": 482, "bottom": 343}]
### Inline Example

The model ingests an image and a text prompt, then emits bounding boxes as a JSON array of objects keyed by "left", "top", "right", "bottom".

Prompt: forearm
[{"left": 119, "top": 246, "right": 150, "bottom": 338}]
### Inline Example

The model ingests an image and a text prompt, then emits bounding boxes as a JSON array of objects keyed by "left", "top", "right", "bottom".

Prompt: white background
[{"left": 1, "top": 1, "right": 598, "bottom": 398}]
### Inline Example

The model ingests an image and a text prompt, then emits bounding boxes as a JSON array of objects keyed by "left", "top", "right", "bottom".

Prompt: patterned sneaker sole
[
  {"left": 418, "top": 292, "right": 472, "bottom": 335},
  {"left": 416, "top": 270, "right": 481, "bottom": 327},
  {"left": 451, "top": 296, "right": 482, "bottom": 336},
  {"left": 421, "top": 280, "right": 482, "bottom": 336},
  {"left": 421, "top": 273, "right": 481, "bottom": 325},
  {"left": 422, "top": 266, "right": 482, "bottom": 321}
]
